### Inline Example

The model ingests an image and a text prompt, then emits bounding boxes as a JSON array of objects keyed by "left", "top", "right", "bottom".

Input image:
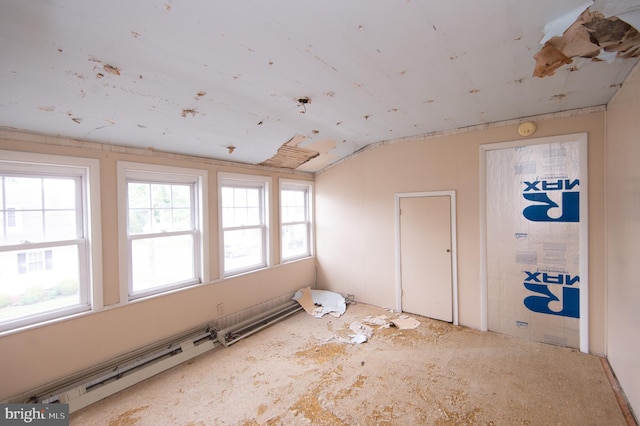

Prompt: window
[
  {"left": 0, "top": 151, "right": 101, "bottom": 333},
  {"left": 17, "top": 250, "right": 53, "bottom": 274},
  {"left": 118, "top": 162, "right": 208, "bottom": 300},
  {"left": 280, "top": 179, "right": 313, "bottom": 261},
  {"left": 219, "top": 173, "right": 270, "bottom": 276}
]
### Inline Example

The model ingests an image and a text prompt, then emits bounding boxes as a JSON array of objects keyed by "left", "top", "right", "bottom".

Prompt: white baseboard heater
[
  {"left": 8, "top": 298, "right": 303, "bottom": 414},
  {"left": 20, "top": 325, "right": 218, "bottom": 413},
  {"left": 216, "top": 300, "right": 303, "bottom": 347}
]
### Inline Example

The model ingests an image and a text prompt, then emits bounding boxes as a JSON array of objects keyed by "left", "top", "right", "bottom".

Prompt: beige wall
[
  {"left": 315, "top": 111, "right": 606, "bottom": 355},
  {"left": 605, "top": 66, "right": 640, "bottom": 415},
  {"left": 0, "top": 131, "right": 316, "bottom": 401}
]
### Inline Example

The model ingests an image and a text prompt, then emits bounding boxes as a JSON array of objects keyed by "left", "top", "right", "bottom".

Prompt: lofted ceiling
[{"left": 1, "top": 1, "right": 639, "bottom": 172}]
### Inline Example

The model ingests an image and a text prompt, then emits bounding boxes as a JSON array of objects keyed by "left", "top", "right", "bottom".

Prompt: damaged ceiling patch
[
  {"left": 534, "top": 7, "right": 640, "bottom": 77},
  {"left": 295, "top": 139, "right": 337, "bottom": 172},
  {"left": 259, "top": 135, "right": 319, "bottom": 169}
]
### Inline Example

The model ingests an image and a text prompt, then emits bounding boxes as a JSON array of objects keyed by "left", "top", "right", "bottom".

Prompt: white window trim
[
  {"left": 0, "top": 150, "right": 102, "bottom": 334},
  {"left": 117, "top": 161, "right": 209, "bottom": 302},
  {"left": 218, "top": 172, "right": 271, "bottom": 277},
  {"left": 279, "top": 178, "right": 314, "bottom": 262}
]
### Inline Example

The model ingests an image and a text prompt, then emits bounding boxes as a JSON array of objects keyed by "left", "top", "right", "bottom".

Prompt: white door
[{"left": 400, "top": 196, "right": 453, "bottom": 322}]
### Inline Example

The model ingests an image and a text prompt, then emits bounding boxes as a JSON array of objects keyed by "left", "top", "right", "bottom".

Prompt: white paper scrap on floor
[{"left": 293, "top": 287, "right": 346, "bottom": 318}]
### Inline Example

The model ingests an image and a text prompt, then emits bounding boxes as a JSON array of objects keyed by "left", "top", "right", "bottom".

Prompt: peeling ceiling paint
[
  {"left": 534, "top": 7, "right": 640, "bottom": 77},
  {"left": 0, "top": 0, "right": 638, "bottom": 171},
  {"left": 259, "top": 135, "right": 319, "bottom": 169}
]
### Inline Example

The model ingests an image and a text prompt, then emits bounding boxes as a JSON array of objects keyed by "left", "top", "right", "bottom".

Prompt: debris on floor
[
  {"left": 292, "top": 288, "right": 421, "bottom": 344},
  {"left": 361, "top": 315, "right": 391, "bottom": 327},
  {"left": 349, "top": 321, "right": 373, "bottom": 344},
  {"left": 293, "top": 287, "right": 346, "bottom": 318},
  {"left": 328, "top": 313, "right": 421, "bottom": 344},
  {"left": 390, "top": 316, "right": 421, "bottom": 330},
  {"left": 362, "top": 314, "right": 421, "bottom": 330}
]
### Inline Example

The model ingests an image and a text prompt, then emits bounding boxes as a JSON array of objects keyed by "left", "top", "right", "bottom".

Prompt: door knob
[{"left": 446, "top": 249, "right": 451, "bottom": 252}]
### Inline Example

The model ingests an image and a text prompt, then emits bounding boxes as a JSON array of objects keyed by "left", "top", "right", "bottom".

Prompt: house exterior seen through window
[
  {"left": 280, "top": 179, "right": 313, "bottom": 261},
  {"left": 119, "top": 163, "right": 206, "bottom": 300},
  {"left": 0, "top": 152, "right": 99, "bottom": 333},
  {"left": 219, "top": 173, "right": 270, "bottom": 276}
]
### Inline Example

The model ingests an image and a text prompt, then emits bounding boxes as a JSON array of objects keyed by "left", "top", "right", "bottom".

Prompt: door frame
[
  {"left": 479, "top": 133, "right": 589, "bottom": 353},
  {"left": 395, "top": 190, "right": 459, "bottom": 325}
]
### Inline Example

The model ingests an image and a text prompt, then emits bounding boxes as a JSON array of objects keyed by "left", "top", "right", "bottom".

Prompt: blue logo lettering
[
  {"left": 523, "top": 284, "right": 579, "bottom": 318},
  {"left": 522, "top": 271, "right": 580, "bottom": 318},
  {"left": 522, "top": 191, "right": 579, "bottom": 222}
]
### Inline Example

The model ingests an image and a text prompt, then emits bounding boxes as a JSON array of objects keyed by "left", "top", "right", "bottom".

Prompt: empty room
[{"left": 0, "top": 1, "right": 639, "bottom": 425}]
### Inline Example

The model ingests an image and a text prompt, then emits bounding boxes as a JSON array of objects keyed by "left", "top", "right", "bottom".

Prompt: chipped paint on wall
[{"left": 534, "top": 8, "right": 640, "bottom": 77}]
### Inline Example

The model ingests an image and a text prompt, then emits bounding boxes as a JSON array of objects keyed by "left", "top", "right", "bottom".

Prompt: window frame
[
  {"left": 117, "top": 162, "right": 208, "bottom": 301},
  {"left": 279, "top": 179, "right": 314, "bottom": 262},
  {"left": 0, "top": 150, "right": 102, "bottom": 334},
  {"left": 218, "top": 172, "right": 271, "bottom": 277}
]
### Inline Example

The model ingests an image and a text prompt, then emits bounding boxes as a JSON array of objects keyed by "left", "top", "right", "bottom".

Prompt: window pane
[
  {"left": 152, "top": 208, "right": 172, "bottom": 232},
  {"left": 129, "top": 209, "right": 151, "bottom": 235},
  {"left": 282, "top": 223, "right": 308, "bottom": 259},
  {"left": 235, "top": 188, "right": 247, "bottom": 208},
  {"left": 233, "top": 207, "right": 247, "bottom": 226},
  {"left": 128, "top": 182, "right": 194, "bottom": 235},
  {"left": 246, "top": 207, "right": 260, "bottom": 225},
  {"left": 131, "top": 234, "right": 195, "bottom": 293},
  {"left": 224, "top": 228, "right": 264, "bottom": 272},
  {"left": 221, "top": 187, "right": 234, "bottom": 208},
  {"left": 173, "top": 208, "right": 191, "bottom": 230},
  {"left": 0, "top": 246, "right": 81, "bottom": 323},
  {"left": 45, "top": 210, "right": 77, "bottom": 240},
  {"left": 43, "top": 178, "right": 76, "bottom": 210},
  {"left": 5, "top": 177, "right": 42, "bottom": 210},
  {"left": 222, "top": 187, "right": 262, "bottom": 228},
  {"left": 222, "top": 207, "right": 234, "bottom": 228},
  {"left": 151, "top": 184, "right": 171, "bottom": 208},
  {"left": 172, "top": 185, "right": 191, "bottom": 208},
  {"left": 128, "top": 183, "right": 150, "bottom": 209},
  {"left": 289, "top": 190, "right": 305, "bottom": 206},
  {"left": 281, "top": 189, "right": 306, "bottom": 223},
  {"left": 6, "top": 210, "right": 43, "bottom": 244},
  {"left": 246, "top": 187, "right": 260, "bottom": 207},
  {"left": 0, "top": 212, "right": 4, "bottom": 245},
  {"left": 283, "top": 206, "right": 305, "bottom": 223}
]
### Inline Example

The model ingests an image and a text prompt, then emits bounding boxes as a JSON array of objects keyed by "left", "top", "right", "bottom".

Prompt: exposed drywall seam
[
  {"left": 315, "top": 105, "right": 607, "bottom": 175},
  {"left": 0, "top": 128, "right": 314, "bottom": 178}
]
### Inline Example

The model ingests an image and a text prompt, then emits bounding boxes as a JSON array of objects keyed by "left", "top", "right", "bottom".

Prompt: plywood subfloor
[{"left": 70, "top": 303, "right": 627, "bottom": 425}]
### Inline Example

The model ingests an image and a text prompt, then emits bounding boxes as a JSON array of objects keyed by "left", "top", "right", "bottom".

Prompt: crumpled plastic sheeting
[{"left": 293, "top": 287, "right": 346, "bottom": 318}]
